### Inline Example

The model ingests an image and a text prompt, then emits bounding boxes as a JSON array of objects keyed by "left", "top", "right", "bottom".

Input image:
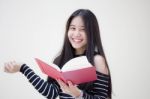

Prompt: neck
[{"left": 75, "top": 49, "right": 85, "bottom": 55}]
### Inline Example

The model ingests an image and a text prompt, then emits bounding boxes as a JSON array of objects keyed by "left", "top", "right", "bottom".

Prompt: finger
[
  {"left": 58, "top": 79, "right": 69, "bottom": 90},
  {"left": 7, "top": 64, "right": 12, "bottom": 70},
  {"left": 10, "top": 61, "right": 14, "bottom": 66},
  {"left": 4, "top": 65, "right": 8, "bottom": 72},
  {"left": 56, "top": 79, "right": 66, "bottom": 91},
  {"left": 56, "top": 79, "right": 61, "bottom": 86},
  {"left": 67, "top": 81, "right": 74, "bottom": 87},
  {"left": 9, "top": 61, "right": 16, "bottom": 71},
  {"left": 4, "top": 65, "right": 10, "bottom": 72},
  {"left": 8, "top": 62, "right": 14, "bottom": 69},
  {"left": 59, "top": 79, "right": 68, "bottom": 87},
  {"left": 6, "top": 62, "right": 14, "bottom": 72},
  {"left": 11, "top": 61, "right": 16, "bottom": 65},
  {"left": 12, "top": 61, "right": 16, "bottom": 66},
  {"left": 56, "top": 79, "right": 63, "bottom": 87},
  {"left": 68, "top": 81, "right": 77, "bottom": 90},
  {"left": 4, "top": 63, "right": 8, "bottom": 72},
  {"left": 58, "top": 79, "right": 65, "bottom": 87}
]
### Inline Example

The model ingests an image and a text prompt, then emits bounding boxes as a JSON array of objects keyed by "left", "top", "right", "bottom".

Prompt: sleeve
[
  {"left": 20, "top": 64, "right": 60, "bottom": 99},
  {"left": 82, "top": 71, "right": 110, "bottom": 99}
]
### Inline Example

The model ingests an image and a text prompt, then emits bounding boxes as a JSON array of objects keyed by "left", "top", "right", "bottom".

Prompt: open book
[{"left": 35, "top": 56, "right": 97, "bottom": 84}]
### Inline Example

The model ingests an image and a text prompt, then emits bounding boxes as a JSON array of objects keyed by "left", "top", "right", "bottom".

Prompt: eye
[
  {"left": 80, "top": 28, "right": 85, "bottom": 31},
  {"left": 69, "top": 27, "right": 75, "bottom": 31}
]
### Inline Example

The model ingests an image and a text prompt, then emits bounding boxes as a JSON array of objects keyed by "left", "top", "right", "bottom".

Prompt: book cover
[{"left": 35, "top": 56, "right": 97, "bottom": 84}]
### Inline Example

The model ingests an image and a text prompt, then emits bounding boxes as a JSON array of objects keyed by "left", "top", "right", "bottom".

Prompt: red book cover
[{"left": 35, "top": 56, "right": 97, "bottom": 84}]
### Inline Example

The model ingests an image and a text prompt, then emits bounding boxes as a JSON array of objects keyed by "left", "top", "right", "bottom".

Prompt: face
[{"left": 68, "top": 16, "right": 87, "bottom": 54}]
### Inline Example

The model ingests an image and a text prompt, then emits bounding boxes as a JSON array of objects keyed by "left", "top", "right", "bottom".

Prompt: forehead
[{"left": 70, "top": 16, "right": 84, "bottom": 27}]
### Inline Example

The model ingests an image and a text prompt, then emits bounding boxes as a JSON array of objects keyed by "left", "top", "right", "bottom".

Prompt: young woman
[{"left": 4, "top": 9, "right": 112, "bottom": 99}]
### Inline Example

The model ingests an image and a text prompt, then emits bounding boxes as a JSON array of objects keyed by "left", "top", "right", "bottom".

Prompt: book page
[
  {"left": 48, "top": 63, "right": 61, "bottom": 71},
  {"left": 61, "top": 56, "right": 93, "bottom": 72}
]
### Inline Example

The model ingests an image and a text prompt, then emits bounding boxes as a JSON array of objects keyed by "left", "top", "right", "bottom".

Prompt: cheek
[
  {"left": 67, "top": 32, "right": 72, "bottom": 40},
  {"left": 67, "top": 32, "right": 70, "bottom": 37},
  {"left": 83, "top": 33, "right": 87, "bottom": 42}
]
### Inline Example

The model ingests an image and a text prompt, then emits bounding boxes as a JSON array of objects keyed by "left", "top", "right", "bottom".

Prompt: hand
[
  {"left": 4, "top": 61, "right": 23, "bottom": 73},
  {"left": 56, "top": 79, "right": 81, "bottom": 97}
]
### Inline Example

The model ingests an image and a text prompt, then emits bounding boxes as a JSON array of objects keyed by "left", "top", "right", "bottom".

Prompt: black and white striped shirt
[{"left": 20, "top": 64, "right": 110, "bottom": 99}]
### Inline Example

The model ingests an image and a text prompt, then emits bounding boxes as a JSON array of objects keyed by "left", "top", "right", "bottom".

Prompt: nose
[{"left": 74, "top": 29, "right": 81, "bottom": 37}]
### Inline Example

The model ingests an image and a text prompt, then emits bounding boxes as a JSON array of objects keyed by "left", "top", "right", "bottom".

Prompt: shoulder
[{"left": 94, "top": 54, "right": 109, "bottom": 75}]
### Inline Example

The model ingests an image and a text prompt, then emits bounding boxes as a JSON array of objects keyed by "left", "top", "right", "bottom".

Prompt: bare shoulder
[{"left": 94, "top": 54, "right": 109, "bottom": 75}]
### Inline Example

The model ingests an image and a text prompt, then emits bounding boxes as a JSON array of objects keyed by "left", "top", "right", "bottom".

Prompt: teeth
[{"left": 73, "top": 39, "right": 82, "bottom": 42}]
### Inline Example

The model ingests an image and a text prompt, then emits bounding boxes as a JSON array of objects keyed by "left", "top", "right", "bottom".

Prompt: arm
[
  {"left": 56, "top": 55, "right": 111, "bottom": 99},
  {"left": 81, "top": 55, "right": 110, "bottom": 99},
  {"left": 4, "top": 61, "right": 60, "bottom": 99},
  {"left": 82, "top": 71, "right": 110, "bottom": 99},
  {"left": 76, "top": 55, "right": 110, "bottom": 99},
  {"left": 57, "top": 72, "right": 110, "bottom": 99}
]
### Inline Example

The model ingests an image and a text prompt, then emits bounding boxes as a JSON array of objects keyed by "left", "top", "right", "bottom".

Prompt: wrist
[{"left": 75, "top": 90, "right": 83, "bottom": 99}]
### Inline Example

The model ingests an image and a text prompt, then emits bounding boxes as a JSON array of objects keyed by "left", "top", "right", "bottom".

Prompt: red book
[{"left": 35, "top": 56, "right": 97, "bottom": 84}]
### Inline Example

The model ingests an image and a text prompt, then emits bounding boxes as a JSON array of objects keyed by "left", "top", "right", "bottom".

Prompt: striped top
[{"left": 20, "top": 64, "right": 110, "bottom": 99}]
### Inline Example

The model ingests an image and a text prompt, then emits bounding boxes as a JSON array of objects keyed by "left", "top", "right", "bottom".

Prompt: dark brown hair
[{"left": 47, "top": 9, "right": 112, "bottom": 98}]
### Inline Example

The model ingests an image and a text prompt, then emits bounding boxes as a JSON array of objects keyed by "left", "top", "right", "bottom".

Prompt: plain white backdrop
[{"left": 0, "top": 0, "right": 150, "bottom": 99}]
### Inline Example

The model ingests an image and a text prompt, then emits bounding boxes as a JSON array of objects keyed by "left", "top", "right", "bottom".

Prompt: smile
[{"left": 72, "top": 38, "right": 83, "bottom": 43}]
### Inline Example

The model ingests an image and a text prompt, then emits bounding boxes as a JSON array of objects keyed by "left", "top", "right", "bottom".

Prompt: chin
[
  {"left": 70, "top": 41, "right": 87, "bottom": 50},
  {"left": 72, "top": 44, "right": 85, "bottom": 49},
  {"left": 72, "top": 46, "right": 81, "bottom": 49}
]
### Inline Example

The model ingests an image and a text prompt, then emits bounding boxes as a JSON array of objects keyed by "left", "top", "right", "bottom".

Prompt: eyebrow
[{"left": 69, "top": 25, "right": 85, "bottom": 27}]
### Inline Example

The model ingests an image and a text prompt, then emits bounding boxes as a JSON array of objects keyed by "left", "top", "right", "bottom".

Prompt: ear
[{"left": 94, "top": 55, "right": 109, "bottom": 75}]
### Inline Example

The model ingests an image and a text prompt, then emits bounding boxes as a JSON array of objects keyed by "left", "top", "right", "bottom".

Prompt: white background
[{"left": 0, "top": 0, "right": 150, "bottom": 99}]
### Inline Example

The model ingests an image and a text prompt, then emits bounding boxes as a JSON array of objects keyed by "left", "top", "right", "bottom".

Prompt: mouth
[{"left": 72, "top": 38, "right": 83, "bottom": 43}]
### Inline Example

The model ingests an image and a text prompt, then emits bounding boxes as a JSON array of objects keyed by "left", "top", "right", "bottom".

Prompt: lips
[{"left": 72, "top": 38, "right": 83, "bottom": 43}]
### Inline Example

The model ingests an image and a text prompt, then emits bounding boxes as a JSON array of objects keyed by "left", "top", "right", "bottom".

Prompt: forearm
[
  {"left": 20, "top": 64, "right": 59, "bottom": 99},
  {"left": 82, "top": 91, "right": 106, "bottom": 99},
  {"left": 81, "top": 72, "right": 110, "bottom": 99}
]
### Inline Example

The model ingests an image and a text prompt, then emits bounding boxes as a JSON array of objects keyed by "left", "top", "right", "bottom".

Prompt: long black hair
[{"left": 47, "top": 9, "right": 112, "bottom": 98}]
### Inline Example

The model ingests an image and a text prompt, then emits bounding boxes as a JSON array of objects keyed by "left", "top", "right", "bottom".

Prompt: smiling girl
[{"left": 4, "top": 9, "right": 112, "bottom": 99}]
